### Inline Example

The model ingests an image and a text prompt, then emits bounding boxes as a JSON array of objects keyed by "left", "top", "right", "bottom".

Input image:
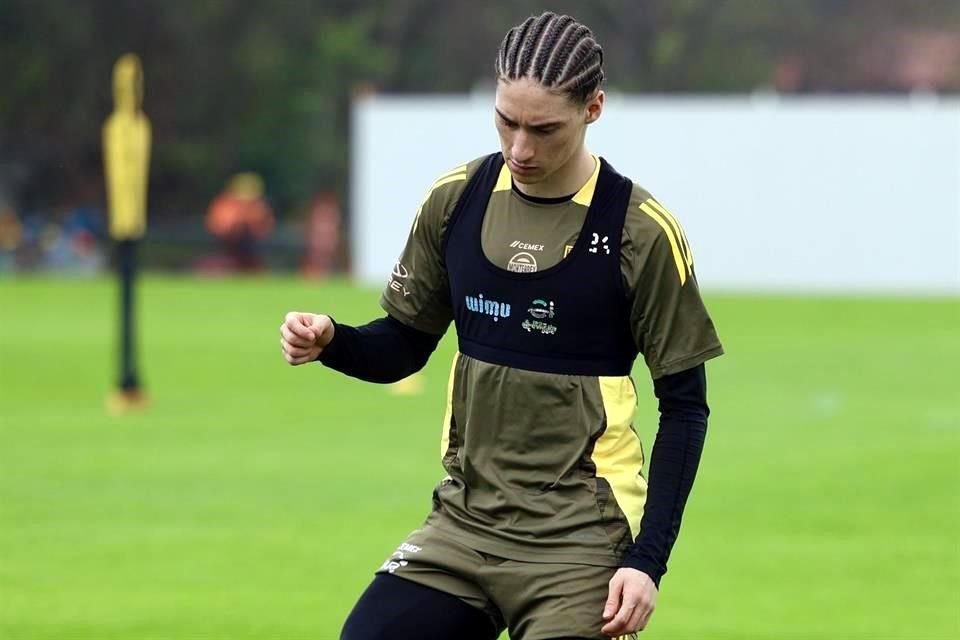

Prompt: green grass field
[{"left": 1, "top": 277, "right": 958, "bottom": 639}]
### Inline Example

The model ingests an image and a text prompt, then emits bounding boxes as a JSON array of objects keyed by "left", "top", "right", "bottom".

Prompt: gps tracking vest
[{"left": 444, "top": 153, "right": 638, "bottom": 376}]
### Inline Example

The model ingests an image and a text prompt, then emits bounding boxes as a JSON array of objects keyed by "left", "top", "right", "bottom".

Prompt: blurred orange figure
[
  {"left": 206, "top": 172, "right": 274, "bottom": 272},
  {"left": 301, "top": 192, "right": 341, "bottom": 278},
  {"left": 0, "top": 206, "right": 22, "bottom": 253}
]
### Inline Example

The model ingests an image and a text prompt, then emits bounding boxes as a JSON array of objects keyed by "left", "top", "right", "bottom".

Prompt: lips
[{"left": 509, "top": 159, "right": 536, "bottom": 174}]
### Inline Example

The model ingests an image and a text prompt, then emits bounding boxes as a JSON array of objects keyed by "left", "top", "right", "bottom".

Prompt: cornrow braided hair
[{"left": 495, "top": 12, "right": 604, "bottom": 103}]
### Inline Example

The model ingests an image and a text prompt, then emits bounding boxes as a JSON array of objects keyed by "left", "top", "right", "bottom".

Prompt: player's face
[{"left": 494, "top": 76, "right": 602, "bottom": 188}]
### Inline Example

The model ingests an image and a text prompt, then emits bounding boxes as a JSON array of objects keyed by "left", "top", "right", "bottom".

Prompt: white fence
[{"left": 351, "top": 93, "right": 960, "bottom": 294}]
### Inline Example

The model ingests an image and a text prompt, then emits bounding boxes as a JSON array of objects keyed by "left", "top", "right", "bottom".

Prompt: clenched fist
[{"left": 280, "top": 312, "right": 335, "bottom": 365}]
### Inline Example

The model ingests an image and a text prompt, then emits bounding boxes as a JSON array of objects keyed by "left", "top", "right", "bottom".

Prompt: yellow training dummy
[{"left": 103, "top": 53, "right": 151, "bottom": 240}]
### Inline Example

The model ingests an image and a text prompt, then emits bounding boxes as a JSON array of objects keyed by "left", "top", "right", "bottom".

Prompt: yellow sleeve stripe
[
  {"left": 413, "top": 171, "right": 467, "bottom": 233},
  {"left": 646, "top": 199, "right": 693, "bottom": 268},
  {"left": 430, "top": 173, "right": 467, "bottom": 192},
  {"left": 412, "top": 205, "right": 424, "bottom": 234},
  {"left": 434, "top": 164, "right": 467, "bottom": 182},
  {"left": 639, "top": 201, "right": 689, "bottom": 286}
]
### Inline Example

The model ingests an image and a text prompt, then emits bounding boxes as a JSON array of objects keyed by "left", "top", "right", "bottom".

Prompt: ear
[{"left": 584, "top": 90, "right": 604, "bottom": 124}]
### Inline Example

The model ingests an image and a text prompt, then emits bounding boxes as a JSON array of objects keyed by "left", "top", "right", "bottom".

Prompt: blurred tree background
[{"left": 1, "top": 0, "right": 958, "bottom": 234}]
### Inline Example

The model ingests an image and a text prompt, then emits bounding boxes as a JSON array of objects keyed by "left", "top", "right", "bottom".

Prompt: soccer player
[{"left": 280, "top": 12, "right": 723, "bottom": 640}]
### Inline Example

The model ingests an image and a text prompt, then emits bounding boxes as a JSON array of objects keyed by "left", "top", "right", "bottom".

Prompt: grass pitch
[{"left": 1, "top": 277, "right": 957, "bottom": 639}]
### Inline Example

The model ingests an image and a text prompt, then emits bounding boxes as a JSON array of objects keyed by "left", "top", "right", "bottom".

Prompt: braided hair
[{"left": 495, "top": 12, "right": 604, "bottom": 103}]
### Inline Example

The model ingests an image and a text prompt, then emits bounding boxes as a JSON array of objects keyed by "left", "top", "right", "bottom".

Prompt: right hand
[{"left": 280, "top": 312, "right": 335, "bottom": 365}]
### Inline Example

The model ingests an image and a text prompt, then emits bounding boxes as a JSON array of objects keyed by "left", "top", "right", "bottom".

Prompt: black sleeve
[
  {"left": 316, "top": 314, "right": 443, "bottom": 383},
  {"left": 621, "top": 364, "right": 709, "bottom": 587}
]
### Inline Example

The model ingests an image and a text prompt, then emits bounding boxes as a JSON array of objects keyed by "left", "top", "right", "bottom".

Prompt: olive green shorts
[{"left": 376, "top": 524, "right": 636, "bottom": 640}]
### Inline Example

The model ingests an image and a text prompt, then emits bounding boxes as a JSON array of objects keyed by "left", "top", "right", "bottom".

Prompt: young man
[{"left": 280, "top": 12, "right": 723, "bottom": 640}]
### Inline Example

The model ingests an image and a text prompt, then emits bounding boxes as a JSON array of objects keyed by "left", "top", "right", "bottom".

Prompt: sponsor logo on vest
[
  {"left": 522, "top": 299, "right": 558, "bottom": 335},
  {"left": 507, "top": 251, "right": 538, "bottom": 273},
  {"left": 465, "top": 293, "right": 511, "bottom": 322},
  {"left": 509, "top": 240, "right": 545, "bottom": 252},
  {"left": 528, "top": 299, "right": 555, "bottom": 320}
]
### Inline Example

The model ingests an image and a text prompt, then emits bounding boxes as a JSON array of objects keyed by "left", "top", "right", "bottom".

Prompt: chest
[
  {"left": 479, "top": 195, "right": 588, "bottom": 273},
  {"left": 442, "top": 161, "right": 636, "bottom": 375}
]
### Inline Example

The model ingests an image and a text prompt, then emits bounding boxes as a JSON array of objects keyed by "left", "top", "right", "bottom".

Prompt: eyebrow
[{"left": 495, "top": 108, "right": 564, "bottom": 129}]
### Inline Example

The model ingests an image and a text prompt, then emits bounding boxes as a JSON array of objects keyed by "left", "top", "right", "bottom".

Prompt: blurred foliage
[{"left": 0, "top": 0, "right": 957, "bottom": 222}]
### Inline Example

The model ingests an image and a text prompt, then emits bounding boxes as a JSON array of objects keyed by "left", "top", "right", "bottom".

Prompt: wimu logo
[{"left": 464, "top": 294, "right": 511, "bottom": 322}]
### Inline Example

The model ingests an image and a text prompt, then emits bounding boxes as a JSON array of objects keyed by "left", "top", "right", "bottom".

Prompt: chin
[{"left": 510, "top": 170, "right": 545, "bottom": 185}]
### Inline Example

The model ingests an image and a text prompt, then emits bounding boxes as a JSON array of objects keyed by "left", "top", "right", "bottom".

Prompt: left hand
[{"left": 600, "top": 567, "right": 658, "bottom": 636}]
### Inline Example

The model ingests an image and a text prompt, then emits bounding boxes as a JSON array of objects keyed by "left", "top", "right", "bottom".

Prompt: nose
[{"left": 511, "top": 131, "right": 534, "bottom": 164}]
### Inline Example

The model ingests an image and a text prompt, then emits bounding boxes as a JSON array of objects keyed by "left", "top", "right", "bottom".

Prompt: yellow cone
[
  {"left": 389, "top": 373, "right": 425, "bottom": 396},
  {"left": 106, "top": 389, "right": 151, "bottom": 415}
]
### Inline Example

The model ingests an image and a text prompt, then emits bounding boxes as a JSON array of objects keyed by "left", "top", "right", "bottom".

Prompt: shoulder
[
  {"left": 623, "top": 183, "right": 673, "bottom": 238},
  {"left": 621, "top": 182, "right": 695, "bottom": 284},
  {"left": 414, "top": 155, "right": 489, "bottom": 232},
  {"left": 421, "top": 156, "right": 489, "bottom": 211}
]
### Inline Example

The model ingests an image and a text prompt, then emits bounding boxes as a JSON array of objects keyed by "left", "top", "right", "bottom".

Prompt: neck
[{"left": 514, "top": 148, "right": 595, "bottom": 199}]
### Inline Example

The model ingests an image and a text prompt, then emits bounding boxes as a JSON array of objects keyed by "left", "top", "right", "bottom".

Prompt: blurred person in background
[
  {"left": 205, "top": 172, "right": 274, "bottom": 272},
  {"left": 281, "top": 12, "right": 722, "bottom": 640},
  {"left": 58, "top": 201, "right": 107, "bottom": 274},
  {"left": 301, "top": 192, "right": 342, "bottom": 278},
  {"left": 0, "top": 201, "right": 22, "bottom": 270},
  {"left": 58, "top": 168, "right": 108, "bottom": 274}
]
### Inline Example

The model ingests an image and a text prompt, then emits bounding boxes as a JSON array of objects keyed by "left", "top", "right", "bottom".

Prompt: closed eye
[
  {"left": 496, "top": 109, "right": 561, "bottom": 135},
  {"left": 497, "top": 113, "right": 519, "bottom": 129}
]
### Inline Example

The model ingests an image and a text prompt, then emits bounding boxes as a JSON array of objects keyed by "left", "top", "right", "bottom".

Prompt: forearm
[
  {"left": 622, "top": 365, "right": 709, "bottom": 587},
  {"left": 317, "top": 315, "right": 443, "bottom": 383}
]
